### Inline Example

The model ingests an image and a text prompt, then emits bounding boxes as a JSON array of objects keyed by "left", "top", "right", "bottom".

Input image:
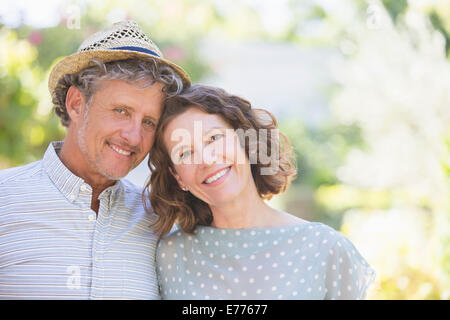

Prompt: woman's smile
[{"left": 202, "top": 166, "right": 232, "bottom": 185}]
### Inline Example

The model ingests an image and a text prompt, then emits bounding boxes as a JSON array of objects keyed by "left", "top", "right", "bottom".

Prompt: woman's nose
[{"left": 202, "top": 144, "right": 218, "bottom": 166}]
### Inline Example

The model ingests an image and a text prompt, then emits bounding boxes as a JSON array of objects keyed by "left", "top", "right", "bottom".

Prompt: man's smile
[{"left": 106, "top": 141, "right": 137, "bottom": 157}]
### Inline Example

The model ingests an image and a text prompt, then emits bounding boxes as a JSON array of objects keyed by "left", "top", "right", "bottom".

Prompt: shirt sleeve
[{"left": 325, "top": 234, "right": 376, "bottom": 300}]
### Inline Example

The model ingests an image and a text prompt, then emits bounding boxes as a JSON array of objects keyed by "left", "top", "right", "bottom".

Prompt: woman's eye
[
  {"left": 180, "top": 150, "right": 192, "bottom": 160},
  {"left": 210, "top": 133, "right": 224, "bottom": 142}
]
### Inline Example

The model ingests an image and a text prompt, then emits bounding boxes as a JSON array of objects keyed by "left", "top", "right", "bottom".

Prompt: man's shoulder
[
  {"left": 121, "top": 178, "right": 145, "bottom": 196},
  {"left": 0, "top": 160, "right": 44, "bottom": 187},
  {"left": 119, "top": 178, "right": 150, "bottom": 206}
]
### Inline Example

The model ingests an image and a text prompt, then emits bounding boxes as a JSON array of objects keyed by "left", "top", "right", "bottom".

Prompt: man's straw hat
[{"left": 48, "top": 20, "right": 190, "bottom": 97}]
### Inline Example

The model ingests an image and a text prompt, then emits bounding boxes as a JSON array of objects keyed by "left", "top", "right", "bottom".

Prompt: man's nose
[{"left": 120, "top": 122, "right": 142, "bottom": 147}]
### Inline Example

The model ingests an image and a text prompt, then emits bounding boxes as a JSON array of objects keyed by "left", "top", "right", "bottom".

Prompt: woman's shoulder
[
  {"left": 270, "top": 211, "right": 339, "bottom": 238},
  {"left": 269, "top": 212, "right": 339, "bottom": 237},
  {"left": 275, "top": 218, "right": 355, "bottom": 253},
  {"left": 156, "top": 227, "right": 191, "bottom": 265},
  {"left": 159, "top": 225, "right": 187, "bottom": 243}
]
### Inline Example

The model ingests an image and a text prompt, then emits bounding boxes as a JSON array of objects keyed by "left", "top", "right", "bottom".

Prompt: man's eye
[
  {"left": 114, "top": 108, "right": 126, "bottom": 115},
  {"left": 143, "top": 119, "right": 155, "bottom": 127}
]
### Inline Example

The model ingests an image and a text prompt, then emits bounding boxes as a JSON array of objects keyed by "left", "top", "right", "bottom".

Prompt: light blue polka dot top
[{"left": 156, "top": 222, "right": 375, "bottom": 300}]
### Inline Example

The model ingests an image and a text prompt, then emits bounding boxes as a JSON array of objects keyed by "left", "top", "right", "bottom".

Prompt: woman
[{"left": 146, "top": 84, "right": 375, "bottom": 300}]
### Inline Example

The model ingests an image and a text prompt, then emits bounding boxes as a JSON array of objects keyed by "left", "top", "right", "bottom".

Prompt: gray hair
[{"left": 52, "top": 58, "right": 184, "bottom": 127}]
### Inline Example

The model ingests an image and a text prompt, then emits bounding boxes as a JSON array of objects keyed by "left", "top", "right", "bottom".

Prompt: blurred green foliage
[
  {"left": 381, "top": 0, "right": 408, "bottom": 22},
  {"left": 0, "top": 27, "right": 64, "bottom": 167},
  {"left": 278, "top": 119, "right": 365, "bottom": 228}
]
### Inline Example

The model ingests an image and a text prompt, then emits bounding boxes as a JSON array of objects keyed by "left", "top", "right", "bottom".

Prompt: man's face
[{"left": 76, "top": 79, "right": 164, "bottom": 181}]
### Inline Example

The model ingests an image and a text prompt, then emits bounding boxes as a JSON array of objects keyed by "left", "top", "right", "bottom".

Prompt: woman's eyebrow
[{"left": 203, "top": 126, "right": 227, "bottom": 135}]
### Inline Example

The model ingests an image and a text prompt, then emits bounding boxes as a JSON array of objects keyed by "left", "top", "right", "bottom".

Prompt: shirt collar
[{"left": 42, "top": 141, "right": 122, "bottom": 204}]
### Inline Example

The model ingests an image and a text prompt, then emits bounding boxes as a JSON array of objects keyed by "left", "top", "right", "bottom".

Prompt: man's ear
[
  {"left": 169, "top": 166, "right": 187, "bottom": 191},
  {"left": 65, "top": 86, "right": 86, "bottom": 124}
]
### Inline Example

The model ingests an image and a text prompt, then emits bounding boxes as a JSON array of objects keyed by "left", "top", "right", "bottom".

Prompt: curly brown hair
[{"left": 145, "top": 84, "right": 297, "bottom": 236}]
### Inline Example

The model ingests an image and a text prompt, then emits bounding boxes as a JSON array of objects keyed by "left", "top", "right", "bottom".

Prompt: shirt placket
[
  {"left": 69, "top": 182, "right": 96, "bottom": 297},
  {"left": 90, "top": 189, "right": 112, "bottom": 299}
]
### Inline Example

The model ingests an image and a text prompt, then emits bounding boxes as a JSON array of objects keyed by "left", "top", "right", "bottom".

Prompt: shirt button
[
  {"left": 69, "top": 194, "right": 76, "bottom": 201},
  {"left": 88, "top": 214, "right": 96, "bottom": 221},
  {"left": 80, "top": 184, "right": 88, "bottom": 192}
]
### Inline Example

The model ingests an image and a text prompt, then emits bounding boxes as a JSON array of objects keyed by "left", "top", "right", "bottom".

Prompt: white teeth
[
  {"left": 204, "top": 167, "right": 230, "bottom": 184},
  {"left": 111, "top": 145, "right": 131, "bottom": 156}
]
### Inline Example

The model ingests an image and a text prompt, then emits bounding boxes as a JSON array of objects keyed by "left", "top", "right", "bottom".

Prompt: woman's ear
[
  {"left": 65, "top": 86, "right": 86, "bottom": 124},
  {"left": 169, "top": 167, "right": 188, "bottom": 191}
]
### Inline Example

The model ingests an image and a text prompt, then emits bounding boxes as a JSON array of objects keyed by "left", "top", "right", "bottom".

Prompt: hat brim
[{"left": 48, "top": 49, "right": 191, "bottom": 97}]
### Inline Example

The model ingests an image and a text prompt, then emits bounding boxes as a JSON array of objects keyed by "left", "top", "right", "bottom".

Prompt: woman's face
[{"left": 163, "top": 107, "right": 255, "bottom": 208}]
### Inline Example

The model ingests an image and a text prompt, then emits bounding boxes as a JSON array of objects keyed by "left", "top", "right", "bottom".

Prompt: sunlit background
[{"left": 1, "top": 0, "right": 449, "bottom": 300}]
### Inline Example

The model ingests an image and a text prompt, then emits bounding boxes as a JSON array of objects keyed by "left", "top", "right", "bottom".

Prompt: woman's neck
[
  {"left": 208, "top": 187, "right": 307, "bottom": 229},
  {"left": 209, "top": 193, "right": 275, "bottom": 229}
]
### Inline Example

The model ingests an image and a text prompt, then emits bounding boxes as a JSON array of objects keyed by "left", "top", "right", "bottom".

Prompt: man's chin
[
  {"left": 106, "top": 175, "right": 123, "bottom": 181},
  {"left": 96, "top": 158, "right": 138, "bottom": 181},
  {"left": 99, "top": 167, "right": 132, "bottom": 181}
]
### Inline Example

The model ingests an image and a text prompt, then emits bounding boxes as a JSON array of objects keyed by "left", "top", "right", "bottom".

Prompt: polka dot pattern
[{"left": 156, "top": 222, "right": 375, "bottom": 300}]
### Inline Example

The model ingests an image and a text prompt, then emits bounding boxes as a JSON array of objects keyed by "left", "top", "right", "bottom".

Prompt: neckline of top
[{"left": 193, "top": 221, "right": 324, "bottom": 234}]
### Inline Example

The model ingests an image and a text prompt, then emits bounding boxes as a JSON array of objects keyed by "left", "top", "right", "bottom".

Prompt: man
[{"left": 0, "top": 20, "right": 190, "bottom": 299}]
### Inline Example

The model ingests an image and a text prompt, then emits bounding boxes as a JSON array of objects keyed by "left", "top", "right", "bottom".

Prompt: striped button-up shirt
[{"left": 0, "top": 141, "right": 159, "bottom": 299}]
